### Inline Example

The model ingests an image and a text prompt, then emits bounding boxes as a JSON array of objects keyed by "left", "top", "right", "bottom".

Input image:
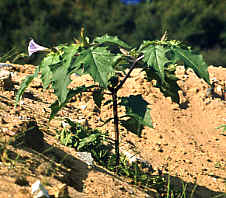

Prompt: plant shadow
[
  {"left": 9, "top": 140, "right": 89, "bottom": 192},
  {"left": 4, "top": 134, "right": 226, "bottom": 198},
  {"left": 21, "top": 91, "right": 44, "bottom": 103},
  {"left": 162, "top": 174, "right": 226, "bottom": 198},
  {"left": 8, "top": 130, "right": 124, "bottom": 194}
]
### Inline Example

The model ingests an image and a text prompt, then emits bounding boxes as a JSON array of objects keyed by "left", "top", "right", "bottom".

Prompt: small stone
[
  {"left": 122, "top": 150, "right": 140, "bottom": 164},
  {"left": 80, "top": 105, "right": 87, "bottom": 110},
  {"left": 77, "top": 152, "right": 94, "bottom": 167},
  {"left": 31, "top": 180, "right": 49, "bottom": 198}
]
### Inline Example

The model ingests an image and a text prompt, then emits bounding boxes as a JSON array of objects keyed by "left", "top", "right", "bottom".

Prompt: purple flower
[{"left": 28, "top": 39, "right": 49, "bottom": 56}]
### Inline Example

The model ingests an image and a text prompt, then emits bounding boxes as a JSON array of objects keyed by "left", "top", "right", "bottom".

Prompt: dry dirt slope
[{"left": 0, "top": 64, "right": 225, "bottom": 198}]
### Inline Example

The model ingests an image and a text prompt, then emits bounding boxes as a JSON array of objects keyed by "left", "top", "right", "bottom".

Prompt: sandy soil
[{"left": 0, "top": 63, "right": 225, "bottom": 198}]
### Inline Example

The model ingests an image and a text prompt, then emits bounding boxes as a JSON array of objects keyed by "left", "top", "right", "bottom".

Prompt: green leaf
[
  {"left": 50, "top": 85, "right": 95, "bottom": 120},
  {"left": 171, "top": 47, "right": 210, "bottom": 84},
  {"left": 120, "top": 107, "right": 152, "bottom": 137},
  {"left": 162, "top": 75, "right": 180, "bottom": 103},
  {"left": 92, "top": 88, "right": 104, "bottom": 108},
  {"left": 15, "top": 67, "right": 39, "bottom": 105},
  {"left": 120, "top": 118, "right": 144, "bottom": 137},
  {"left": 50, "top": 44, "right": 80, "bottom": 104},
  {"left": 141, "top": 42, "right": 210, "bottom": 103},
  {"left": 144, "top": 67, "right": 181, "bottom": 103},
  {"left": 77, "top": 134, "right": 101, "bottom": 150},
  {"left": 57, "top": 128, "right": 73, "bottom": 146},
  {"left": 94, "top": 34, "right": 131, "bottom": 49},
  {"left": 119, "top": 94, "right": 153, "bottom": 129},
  {"left": 141, "top": 44, "right": 170, "bottom": 82},
  {"left": 40, "top": 51, "right": 61, "bottom": 89},
  {"left": 72, "top": 47, "right": 115, "bottom": 88},
  {"left": 138, "top": 40, "right": 152, "bottom": 52}
]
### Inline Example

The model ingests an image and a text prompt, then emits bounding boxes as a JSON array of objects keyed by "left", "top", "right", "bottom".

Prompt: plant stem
[
  {"left": 115, "top": 55, "right": 144, "bottom": 92},
  {"left": 110, "top": 55, "right": 144, "bottom": 168},
  {"left": 111, "top": 88, "right": 120, "bottom": 167}
]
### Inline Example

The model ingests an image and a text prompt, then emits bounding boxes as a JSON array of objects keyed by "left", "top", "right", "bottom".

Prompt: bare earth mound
[{"left": 0, "top": 63, "right": 225, "bottom": 198}]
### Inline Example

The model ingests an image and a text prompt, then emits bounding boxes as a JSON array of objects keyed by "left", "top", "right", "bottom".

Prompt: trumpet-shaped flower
[{"left": 28, "top": 39, "right": 49, "bottom": 56}]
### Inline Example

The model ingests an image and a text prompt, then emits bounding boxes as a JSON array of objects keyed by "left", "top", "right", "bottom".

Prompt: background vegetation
[{"left": 0, "top": 0, "right": 226, "bottom": 66}]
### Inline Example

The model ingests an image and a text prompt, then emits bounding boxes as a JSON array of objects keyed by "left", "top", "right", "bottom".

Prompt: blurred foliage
[{"left": 0, "top": 0, "right": 226, "bottom": 66}]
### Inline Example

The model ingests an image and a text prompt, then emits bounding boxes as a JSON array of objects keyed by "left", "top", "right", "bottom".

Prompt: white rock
[
  {"left": 0, "top": 63, "right": 13, "bottom": 68},
  {"left": 80, "top": 105, "right": 87, "bottom": 110},
  {"left": 77, "top": 152, "right": 94, "bottom": 167},
  {"left": 20, "top": 100, "right": 25, "bottom": 105},
  {"left": 31, "top": 180, "right": 49, "bottom": 198},
  {"left": 216, "top": 85, "right": 222, "bottom": 93},
  {"left": 122, "top": 151, "right": 139, "bottom": 164},
  {"left": 0, "top": 69, "right": 10, "bottom": 80}
]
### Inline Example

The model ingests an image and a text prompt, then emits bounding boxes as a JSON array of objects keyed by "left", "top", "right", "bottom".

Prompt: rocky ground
[{"left": 0, "top": 63, "right": 225, "bottom": 198}]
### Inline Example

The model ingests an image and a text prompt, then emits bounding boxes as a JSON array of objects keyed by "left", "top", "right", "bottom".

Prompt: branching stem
[
  {"left": 110, "top": 55, "right": 144, "bottom": 167},
  {"left": 115, "top": 55, "right": 144, "bottom": 92}
]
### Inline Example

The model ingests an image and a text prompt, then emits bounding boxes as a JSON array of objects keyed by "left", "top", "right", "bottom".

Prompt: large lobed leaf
[
  {"left": 139, "top": 41, "right": 210, "bottom": 103},
  {"left": 141, "top": 45, "right": 170, "bottom": 83},
  {"left": 50, "top": 44, "right": 80, "bottom": 104},
  {"left": 39, "top": 44, "right": 80, "bottom": 105},
  {"left": 170, "top": 47, "right": 210, "bottom": 84},
  {"left": 144, "top": 67, "right": 181, "bottom": 103},
  {"left": 92, "top": 88, "right": 105, "bottom": 109},
  {"left": 72, "top": 47, "right": 115, "bottom": 88},
  {"left": 39, "top": 50, "right": 62, "bottom": 89},
  {"left": 119, "top": 94, "right": 153, "bottom": 135}
]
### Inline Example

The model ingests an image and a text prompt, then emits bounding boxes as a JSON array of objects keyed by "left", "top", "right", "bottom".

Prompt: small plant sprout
[{"left": 16, "top": 28, "right": 210, "bottom": 166}]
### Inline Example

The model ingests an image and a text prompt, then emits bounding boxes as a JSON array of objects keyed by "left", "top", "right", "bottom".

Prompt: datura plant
[{"left": 16, "top": 29, "right": 210, "bottom": 165}]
